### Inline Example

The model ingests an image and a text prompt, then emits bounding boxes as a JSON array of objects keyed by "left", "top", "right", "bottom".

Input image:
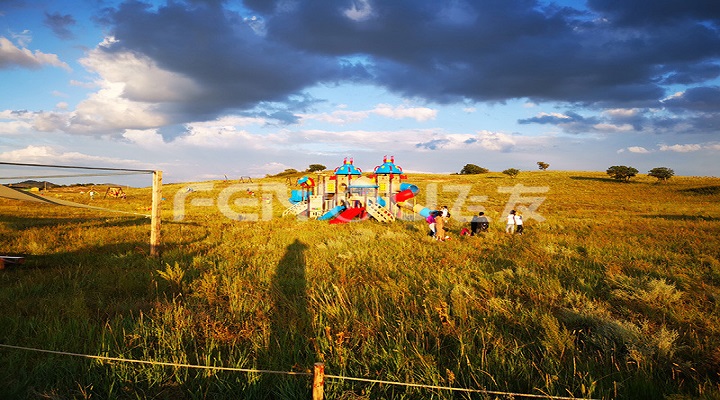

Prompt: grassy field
[{"left": 1, "top": 171, "right": 719, "bottom": 399}]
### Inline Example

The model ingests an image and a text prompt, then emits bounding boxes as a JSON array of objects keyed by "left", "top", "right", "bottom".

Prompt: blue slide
[{"left": 318, "top": 205, "right": 345, "bottom": 221}]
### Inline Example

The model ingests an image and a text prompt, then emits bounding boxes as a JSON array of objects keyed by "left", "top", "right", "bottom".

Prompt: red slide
[
  {"left": 329, "top": 207, "right": 364, "bottom": 224},
  {"left": 393, "top": 189, "right": 414, "bottom": 203}
]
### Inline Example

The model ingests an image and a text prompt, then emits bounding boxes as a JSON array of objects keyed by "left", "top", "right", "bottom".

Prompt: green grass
[{"left": 1, "top": 171, "right": 719, "bottom": 399}]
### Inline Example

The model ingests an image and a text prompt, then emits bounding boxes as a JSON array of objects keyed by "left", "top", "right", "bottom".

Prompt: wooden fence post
[
  {"left": 150, "top": 170, "right": 162, "bottom": 257},
  {"left": 313, "top": 362, "right": 325, "bottom": 400}
]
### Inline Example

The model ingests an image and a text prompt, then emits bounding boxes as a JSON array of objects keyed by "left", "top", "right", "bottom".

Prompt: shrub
[
  {"left": 459, "top": 164, "right": 489, "bottom": 174},
  {"left": 648, "top": 167, "right": 674, "bottom": 182},
  {"left": 502, "top": 168, "right": 520, "bottom": 178},
  {"left": 606, "top": 165, "right": 638, "bottom": 182}
]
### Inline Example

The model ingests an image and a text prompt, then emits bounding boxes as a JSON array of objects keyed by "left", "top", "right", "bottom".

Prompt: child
[
  {"left": 426, "top": 212, "right": 436, "bottom": 237},
  {"left": 514, "top": 213, "right": 524, "bottom": 235},
  {"left": 505, "top": 210, "right": 516, "bottom": 233}
]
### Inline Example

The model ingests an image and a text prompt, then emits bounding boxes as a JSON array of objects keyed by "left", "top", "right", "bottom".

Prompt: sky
[{"left": 0, "top": 0, "right": 719, "bottom": 186}]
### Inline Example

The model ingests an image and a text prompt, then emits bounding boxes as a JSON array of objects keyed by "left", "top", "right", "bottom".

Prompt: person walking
[
  {"left": 514, "top": 212, "right": 524, "bottom": 235},
  {"left": 505, "top": 210, "right": 516, "bottom": 234}
]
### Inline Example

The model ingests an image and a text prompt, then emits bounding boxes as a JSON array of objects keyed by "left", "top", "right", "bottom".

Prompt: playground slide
[
  {"left": 289, "top": 190, "right": 306, "bottom": 204},
  {"left": 392, "top": 183, "right": 433, "bottom": 217},
  {"left": 397, "top": 201, "right": 433, "bottom": 218},
  {"left": 329, "top": 207, "right": 364, "bottom": 224},
  {"left": 393, "top": 183, "right": 419, "bottom": 202},
  {"left": 399, "top": 183, "right": 419, "bottom": 194},
  {"left": 318, "top": 205, "right": 345, "bottom": 221},
  {"left": 394, "top": 189, "right": 414, "bottom": 203}
]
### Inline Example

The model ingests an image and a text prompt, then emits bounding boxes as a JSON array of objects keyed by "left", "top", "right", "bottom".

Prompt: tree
[
  {"left": 502, "top": 168, "right": 520, "bottom": 178},
  {"left": 460, "top": 164, "right": 489, "bottom": 175},
  {"left": 307, "top": 164, "right": 326, "bottom": 173},
  {"left": 648, "top": 167, "right": 675, "bottom": 183},
  {"left": 537, "top": 161, "right": 550, "bottom": 170},
  {"left": 606, "top": 165, "right": 638, "bottom": 182}
]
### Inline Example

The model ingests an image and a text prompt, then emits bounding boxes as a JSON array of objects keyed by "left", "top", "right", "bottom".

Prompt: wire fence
[{"left": 0, "top": 343, "right": 596, "bottom": 400}]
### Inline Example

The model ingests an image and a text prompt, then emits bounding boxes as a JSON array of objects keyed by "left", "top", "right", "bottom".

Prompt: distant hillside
[
  {"left": 6, "top": 180, "right": 129, "bottom": 189},
  {"left": 7, "top": 180, "right": 60, "bottom": 189}
]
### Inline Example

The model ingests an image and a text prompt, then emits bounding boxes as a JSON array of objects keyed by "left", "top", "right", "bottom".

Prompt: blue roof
[
  {"left": 375, "top": 162, "right": 402, "bottom": 174},
  {"left": 374, "top": 156, "right": 403, "bottom": 174},
  {"left": 334, "top": 158, "right": 363, "bottom": 175}
]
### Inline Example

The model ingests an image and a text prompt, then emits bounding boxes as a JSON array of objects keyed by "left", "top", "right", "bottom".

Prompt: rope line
[
  {"left": 0, "top": 344, "right": 310, "bottom": 377},
  {"left": 0, "top": 161, "right": 154, "bottom": 174},
  {"left": 324, "top": 374, "right": 589, "bottom": 399},
  {"left": 0, "top": 172, "right": 148, "bottom": 180},
  {"left": 0, "top": 343, "right": 596, "bottom": 399}
]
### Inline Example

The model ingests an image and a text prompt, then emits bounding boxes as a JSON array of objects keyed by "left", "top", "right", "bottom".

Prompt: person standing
[
  {"left": 505, "top": 210, "right": 516, "bottom": 233},
  {"left": 435, "top": 211, "right": 447, "bottom": 241}
]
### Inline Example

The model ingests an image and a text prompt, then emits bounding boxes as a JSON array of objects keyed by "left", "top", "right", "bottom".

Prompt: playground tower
[{"left": 371, "top": 155, "right": 407, "bottom": 216}]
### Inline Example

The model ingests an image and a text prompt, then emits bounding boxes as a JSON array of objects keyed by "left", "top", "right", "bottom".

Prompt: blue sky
[{"left": 1, "top": 0, "right": 719, "bottom": 185}]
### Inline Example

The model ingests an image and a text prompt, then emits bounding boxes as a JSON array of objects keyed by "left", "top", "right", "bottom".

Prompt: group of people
[
  {"left": 428, "top": 208, "right": 525, "bottom": 239},
  {"left": 505, "top": 210, "right": 524, "bottom": 234}
]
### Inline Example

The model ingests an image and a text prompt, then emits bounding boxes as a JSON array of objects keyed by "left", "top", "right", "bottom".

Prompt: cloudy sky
[{"left": 1, "top": 0, "right": 719, "bottom": 185}]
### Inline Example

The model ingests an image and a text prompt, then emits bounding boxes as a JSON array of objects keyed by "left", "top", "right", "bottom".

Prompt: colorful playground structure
[{"left": 283, "top": 156, "right": 434, "bottom": 223}]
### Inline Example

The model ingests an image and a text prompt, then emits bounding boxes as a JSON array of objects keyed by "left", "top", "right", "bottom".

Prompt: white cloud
[
  {"left": 344, "top": 0, "right": 373, "bottom": 21},
  {"left": 372, "top": 104, "right": 437, "bottom": 121},
  {"left": 661, "top": 91, "right": 684, "bottom": 102},
  {"left": 0, "top": 36, "right": 71, "bottom": 71},
  {"left": 61, "top": 43, "right": 207, "bottom": 134},
  {"left": 247, "top": 161, "right": 294, "bottom": 176},
  {"left": 0, "top": 118, "right": 33, "bottom": 135},
  {"left": 301, "top": 109, "right": 370, "bottom": 124},
  {"left": 603, "top": 108, "right": 639, "bottom": 117},
  {"left": 122, "top": 129, "right": 165, "bottom": 147},
  {"left": 659, "top": 143, "right": 702, "bottom": 153},
  {"left": 80, "top": 48, "right": 202, "bottom": 103},
  {"left": 593, "top": 123, "right": 634, "bottom": 132},
  {"left": 627, "top": 146, "right": 650, "bottom": 153},
  {"left": 301, "top": 103, "right": 437, "bottom": 125},
  {"left": 0, "top": 145, "right": 146, "bottom": 167}
]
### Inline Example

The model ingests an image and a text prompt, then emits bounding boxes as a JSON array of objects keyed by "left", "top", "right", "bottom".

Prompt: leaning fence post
[{"left": 313, "top": 362, "right": 325, "bottom": 400}]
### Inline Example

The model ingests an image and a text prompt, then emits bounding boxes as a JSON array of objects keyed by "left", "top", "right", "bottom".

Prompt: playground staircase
[
  {"left": 366, "top": 199, "right": 395, "bottom": 222},
  {"left": 283, "top": 201, "right": 307, "bottom": 217}
]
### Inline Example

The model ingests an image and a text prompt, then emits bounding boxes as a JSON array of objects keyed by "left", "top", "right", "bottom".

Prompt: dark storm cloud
[
  {"left": 44, "top": 12, "right": 76, "bottom": 39},
  {"left": 660, "top": 63, "right": 720, "bottom": 85},
  {"left": 253, "top": 0, "right": 720, "bottom": 106},
  {"left": 663, "top": 86, "right": 720, "bottom": 112},
  {"left": 102, "top": 1, "right": 355, "bottom": 121},
  {"left": 586, "top": 0, "right": 720, "bottom": 27},
  {"left": 99, "top": 0, "right": 719, "bottom": 128}
]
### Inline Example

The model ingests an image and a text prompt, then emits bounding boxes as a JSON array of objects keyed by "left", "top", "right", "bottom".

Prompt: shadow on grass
[
  {"left": 642, "top": 214, "right": 720, "bottom": 222},
  {"left": 679, "top": 186, "right": 720, "bottom": 195},
  {"left": 254, "top": 238, "right": 312, "bottom": 397},
  {"left": 569, "top": 176, "right": 635, "bottom": 183}
]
